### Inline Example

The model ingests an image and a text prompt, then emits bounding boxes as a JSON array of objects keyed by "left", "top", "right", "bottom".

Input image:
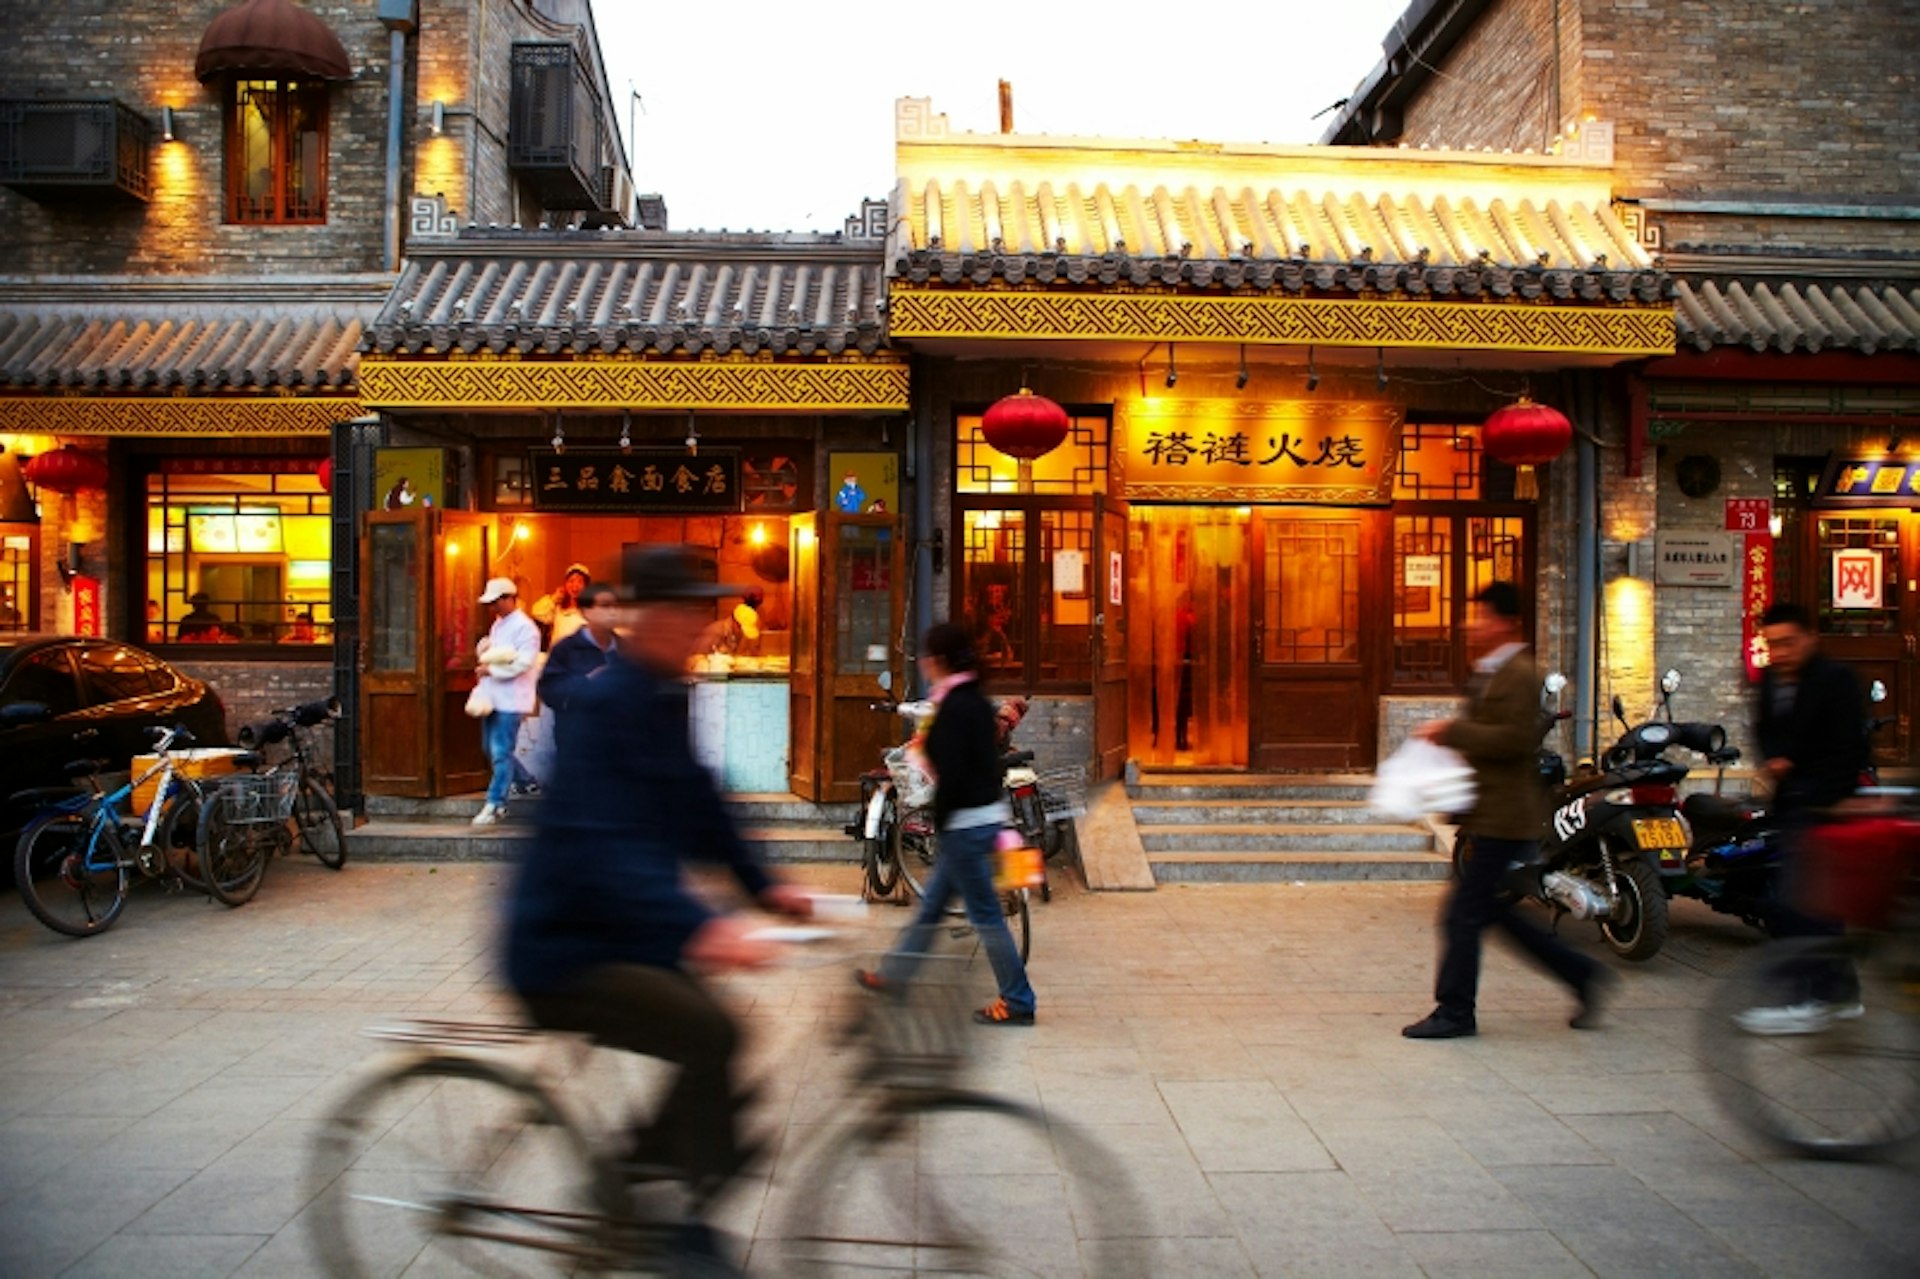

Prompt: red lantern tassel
[{"left": 1515, "top": 464, "right": 1540, "bottom": 500}]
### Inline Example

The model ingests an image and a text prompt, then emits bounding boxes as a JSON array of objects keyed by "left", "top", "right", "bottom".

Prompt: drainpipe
[
  {"left": 379, "top": 2, "right": 419, "bottom": 273},
  {"left": 910, "top": 356, "right": 935, "bottom": 694},
  {"left": 1575, "top": 373, "right": 1601, "bottom": 762}
]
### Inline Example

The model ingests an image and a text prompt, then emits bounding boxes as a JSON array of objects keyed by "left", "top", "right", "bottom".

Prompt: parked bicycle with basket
[
  {"left": 196, "top": 758, "right": 300, "bottom": 906},
  {"left": 235, "top": 695, "right": 346, "bottom": 869}
]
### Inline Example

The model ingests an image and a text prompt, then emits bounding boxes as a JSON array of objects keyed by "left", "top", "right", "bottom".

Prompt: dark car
[{"left": 0, "top": 635, "right": 229, "bottom": 849}]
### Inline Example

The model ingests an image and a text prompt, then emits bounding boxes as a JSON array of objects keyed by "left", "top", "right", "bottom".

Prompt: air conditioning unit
[
  {"left": 600, "top": 166, "right": 634, "bottom": 223},
  {"left": 0, "top": 98, "right": 152, "bottom": 202}
]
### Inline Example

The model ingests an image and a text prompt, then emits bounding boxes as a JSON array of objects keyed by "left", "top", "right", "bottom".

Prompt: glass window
[
  {"left": 1392, "top": 516, "right": 1454, "bottom": 685},
  {"left": 146, "top": 465, "right": 331, "bottom": 646},
  {"left": 961, "top": 510, "right": 1026, "bottom": 676},
  {"left": 227, "top": 78, "right": 329, "bottom": 224},
  {"left": 5, "top": 649, "right": 82, "bottom": 715},
  {"left": 368, "top": 523, "right": 419, "bottom": 673},
  {"left": 1037, "top": 509, "right": 1095, "bottom": 684},
  {"left": 834, "top": 525, "right": 895, "bottom": 675},
  {"left": 1817, "top": 516, "right": 1903, "bottom": 636},
  {"left": 1392, "top": 422, "right": 1481, "bottom": 500},
  {"left": 0, "top": 529, "right": 33, "bottom": 633},
  {"left": 1261, "top": 517, "right": 1361, "bottom": 664},
  {"left": 956, "top": 414, "right": 1109, "bottom": 495},
  {"left": 79, "top": 645, "right": 156, "bottom": 705}
]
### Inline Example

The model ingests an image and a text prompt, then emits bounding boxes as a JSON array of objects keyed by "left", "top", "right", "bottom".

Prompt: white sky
[{"left": 591, "top": 0, "right": 1416, "bottom": 233}]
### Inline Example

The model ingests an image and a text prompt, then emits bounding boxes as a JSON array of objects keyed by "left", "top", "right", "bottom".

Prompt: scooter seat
[{"left": 1682, "top": 792, "right": 1764, "bottom": 842}]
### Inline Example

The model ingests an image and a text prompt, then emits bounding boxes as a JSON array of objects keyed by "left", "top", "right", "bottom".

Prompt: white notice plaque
[
  {"left": 1053, "top": 549, "right": 1086, "bottom": 595},
  {"left": 1654, "top": 532, "right": 1735, "bottom": 587},
  {"left": 1404, "top": 555, "right": 1442, "bottom": 588}
]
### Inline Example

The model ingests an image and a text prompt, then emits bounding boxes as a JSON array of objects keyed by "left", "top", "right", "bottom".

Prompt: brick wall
[
  {"left": 1397, "top": 0, "right": 1577, "bottom": 153},
  {"left": 166, "top": 658, "right": 337, "bottom": 771}
]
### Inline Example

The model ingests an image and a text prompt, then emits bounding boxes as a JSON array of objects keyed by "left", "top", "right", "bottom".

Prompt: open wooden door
[
  {"left": 360, "top": 509, "right": 493, "bottom": 798},
  {"left": 819, "top": 514, "right": 908, "bottom": 803},
  {"left": 787, "top": 513, "right": 820, "bottom": 799},
  {"left": 1811, "top": 509, "right": 1920, "bottom": 768},
  {"left": 1092, "top": 494, "right": 1129, "bottom": 779}
]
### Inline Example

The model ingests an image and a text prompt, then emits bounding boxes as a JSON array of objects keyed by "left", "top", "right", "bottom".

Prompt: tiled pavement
[{"left": 1, "top": 859, "right": 1915, "bottom": 1277}]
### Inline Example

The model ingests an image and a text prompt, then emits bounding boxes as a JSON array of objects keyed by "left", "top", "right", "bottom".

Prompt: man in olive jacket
[{"left": 1403, "top": 582, "right": 1606, "bottom": 1039}]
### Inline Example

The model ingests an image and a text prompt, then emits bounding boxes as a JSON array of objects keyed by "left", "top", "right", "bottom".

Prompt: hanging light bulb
[{"left": 619, "top": 410, "right": 632, "bottom": 453}]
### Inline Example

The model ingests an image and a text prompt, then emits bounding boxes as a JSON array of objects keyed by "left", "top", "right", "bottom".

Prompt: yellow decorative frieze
[
  {"left": 0, "top": 397, "right": 360, "bottom": 436},
  {"left": 888, "top": 288, "right": 1675, "bottom": 356},
  {"left": 358, "top": 358, "right": 910, "bottom": 411}
]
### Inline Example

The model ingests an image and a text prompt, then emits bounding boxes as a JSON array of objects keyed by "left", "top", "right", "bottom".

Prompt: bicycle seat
[
  {"left": 64, "top": 758, "right": 108, "bottom": 778},
  {"left": 230, "top": 751, "right": 265, "bottom": 770},
  {"left": 237, "top": 719, "right": 291, "bottom": 749}
]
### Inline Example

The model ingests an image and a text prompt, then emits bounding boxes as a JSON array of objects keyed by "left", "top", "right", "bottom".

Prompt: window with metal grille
[{"left": 226, "top": 79, "right": 328, "bottom": 224}]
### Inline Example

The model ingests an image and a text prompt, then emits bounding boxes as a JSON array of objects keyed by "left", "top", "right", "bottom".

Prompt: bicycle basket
[
  {"left": 1037, "top": 765, "right": 1089, "bottom": 820},
  {"left": 212, "top": 771, "right": 300, "bottom": 825},
  {"left": 884, "top": 746, "right": 936, "bottom": 811},
  {"left": 860, "top": 954, "right": 977, "bottom": 1086},
  {"left": 1804, "top": 817, "right": 1920, "bottom": 931}
]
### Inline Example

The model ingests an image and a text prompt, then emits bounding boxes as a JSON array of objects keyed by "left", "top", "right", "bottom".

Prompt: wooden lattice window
[{"left": 226, "top": 78, "right": 328, "bottom": 224}]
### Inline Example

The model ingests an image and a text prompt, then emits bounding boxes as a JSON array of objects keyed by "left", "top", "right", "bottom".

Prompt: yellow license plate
[{"left": 1633, "top": 818, "right": 1687, "bottom": 851}]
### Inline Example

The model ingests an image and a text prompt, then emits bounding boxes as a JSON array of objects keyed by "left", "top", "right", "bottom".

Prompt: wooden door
[
  {"left": 787, "top": 513, "right": 820, "bottom": 799},
  {"left": 1092, "top": 494, "right": 1129, "bottom": 780},
  {"left": 1251, "top": 509, "right": 1385, "bottom": 770},
  {"left": 819, "top": 514, "right": 907, "bottom": 803},
  {"left": 361, "top": 510, "right": 432, "bottom": 795},
  {"left": 1811, "top": 509, "right": 1919, "bottom": 767},
  {"left": 435, "top": 512, "right": 494, "bottom": 795}
]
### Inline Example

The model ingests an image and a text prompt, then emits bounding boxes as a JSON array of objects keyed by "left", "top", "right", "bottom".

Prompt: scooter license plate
[{"left": 1633, "top": 818, "right": 1687, "bottom": 851}]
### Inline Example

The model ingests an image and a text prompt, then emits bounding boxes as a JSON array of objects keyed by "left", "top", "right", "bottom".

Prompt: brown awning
[{"left": 194, "top": 0, "right": 352, "bottom": 83}]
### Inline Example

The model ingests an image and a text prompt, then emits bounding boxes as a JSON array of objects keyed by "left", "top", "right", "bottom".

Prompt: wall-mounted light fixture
[
  {"left": 430, "top": 100, "right": 445, "bottom": 136},
  {"left": 160, "top": 106, "right": 176, "bottom": 142},
  {"left": 685, "top": 412, "right": 700, "bottom": 457},
  {"left": 56, "top": 541, "right": 84, "bottom": 587},
  {"left": 619, "top": 410, "right": 632, "bottom": 453},
  {"left": 1235, "top": 343, "right": 1249, "bottom": 391},
  {"left": 1164, "top": 344, "right": 1178, "bottom": 389},
  {"left": 1304, "top": 345, "right": 1319, "bottom": 393},
  {"left": 1375, "top": 347, "right": 1389, "bottom": 391}
]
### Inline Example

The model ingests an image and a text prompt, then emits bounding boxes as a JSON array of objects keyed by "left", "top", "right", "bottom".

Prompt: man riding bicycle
[{"left": 501, "top": 546, "right": 811, "bottom": 1250}]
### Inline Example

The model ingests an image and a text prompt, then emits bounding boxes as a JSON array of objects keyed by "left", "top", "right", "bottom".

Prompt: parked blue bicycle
[{"left": 12, "top": 724, "right": 216, "bottom": 937}]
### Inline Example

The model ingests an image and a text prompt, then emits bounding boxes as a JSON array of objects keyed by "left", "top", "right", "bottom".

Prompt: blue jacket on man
[
  {"left": 503, "top": 654, "right": 771, "bottom": 993},
  {"left": 536, "top": 625, "right": 618, "bottom": 734}
]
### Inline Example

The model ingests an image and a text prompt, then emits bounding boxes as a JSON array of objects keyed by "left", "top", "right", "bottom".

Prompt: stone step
[
  {"left": 1147, "top": 851, "right": 1450, "bottom": 883},
  {"left": 1137, "top": 823, "right": 1435, "bottom": 853},
  {"left": 1130, "top": 800, "right": 1381, "bottom": 825},
  {"left": 1128, "top": 780, "right": 1374, "bottom": 802},
  {"left": 344, "top": 821, "right": 860, "bottom": 864}
]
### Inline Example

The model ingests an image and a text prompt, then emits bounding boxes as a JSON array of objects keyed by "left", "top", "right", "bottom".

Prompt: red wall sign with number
[{"left": 1725, "top": 498, "right": 1771, "bottom": 532}]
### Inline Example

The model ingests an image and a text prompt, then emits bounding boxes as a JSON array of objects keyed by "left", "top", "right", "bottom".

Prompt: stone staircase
[
  {"left": 1128, "top": 773, "right": 1448, "bottom": 882},
  {"left": 344, "top": 792, "right": 861, "bottom": 865}
]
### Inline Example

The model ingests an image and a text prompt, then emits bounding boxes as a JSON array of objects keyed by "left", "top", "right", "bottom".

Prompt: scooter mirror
[
  {"left": 1611, "top": 694, "right": 1628, "bottom": 727},
  {"left": 1544, "top": 672, "right": 1568, "bottom": 695},
  {"left": 1661, "top": 669, "right": 1681, "bottom": 695},
  {"left": 1870, "top": 679, "right": 1887, "bottom": 702},
  {"left": 878, "top": 670, "right": 893, "bottom": 693}
]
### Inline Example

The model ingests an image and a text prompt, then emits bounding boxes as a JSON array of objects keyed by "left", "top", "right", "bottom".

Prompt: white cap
[{"left": 478, "top": 577, "right": 517, "bottom": 604}]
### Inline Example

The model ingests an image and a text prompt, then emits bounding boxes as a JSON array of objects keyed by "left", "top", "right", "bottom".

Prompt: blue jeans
[
  {"left": 883, "top": 822, "right": 1036, "bottom": 1015},
  {"left": 484, "top": 710, "right": 524, "bottom": 805}
]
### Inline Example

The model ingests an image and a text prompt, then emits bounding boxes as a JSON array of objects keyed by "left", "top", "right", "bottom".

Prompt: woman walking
[{"left": 863, "top": 622, "right": 1038, "bottom": 1026}]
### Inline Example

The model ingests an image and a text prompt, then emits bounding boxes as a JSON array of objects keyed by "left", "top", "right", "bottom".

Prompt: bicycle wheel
[
  {"left": 197, "top": 794, "right": 268, "bottom": 907},
  {"left": 1003, "top": 888, "right": 1031, "bottom": 963},
  {"left": 13, "top": 812, "right": 127, "bottom": 938},
  {"left": 292, "top": 774, "right": 348, "bottom": 869},
  {"left": 772, "top": 1092, "right": 1145, "bottom": 1277},
  {"left": 864, "top": 787, "right": 902, "bottom": 899},
  {"left": 153, "top": 785, "right": 209, "bottom": 893},
  {"left": 307, "top": 1054, "right": 638, "bottom": 1277},
  {"left": 895, "top": 809, "right": 938, "bottom": 900},
  {"left": 1699, "top": 932, "right": 1920, "bottom": 1160}
]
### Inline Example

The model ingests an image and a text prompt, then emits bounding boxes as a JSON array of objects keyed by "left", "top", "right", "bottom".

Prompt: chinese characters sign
[
  {"left": 529, "top": 448, "right": 741, "bottom": 514},
  {"left": 1117, "top": 400, "right": 1402, "bottom": 504},
  {"left": 1741, "top": 536, "right": 1771, "bottom": 683},
  {"left": 72, "top": 575, "right": 100, "bottom": 637},
  {"left": 1815, "top": 455, "right": 1920, "bottom": 504},
  {"left": 1832, "top": 549, "right": 1884, "bottom": 610},
  {"left": 1654, "top": 532, "right": 1735, "bottom": 587},
  {"left": 1724, "top": 498, "right": 1770, "bottom": 532}
]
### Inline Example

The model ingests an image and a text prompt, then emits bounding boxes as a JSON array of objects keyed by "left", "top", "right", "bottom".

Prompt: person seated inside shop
[
  {"left": 282, "top": 611, "right": 317, "bottom": 644},
  {"left": 176, "top": 592, "right": 228, "bottom": 643}
]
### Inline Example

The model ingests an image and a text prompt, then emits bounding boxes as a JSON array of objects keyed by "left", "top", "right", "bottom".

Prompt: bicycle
[
  {"left": 1697, "top": 787, "right": 1920, "bottom": 1160},
  {"left": 13, "top": 724, "right": 217, "bottom": 937},
  {"left": 304, "top": 941, "right": 1140, "bottom": 1277},
  {"left": 196, "top": 760, "right": 300, "bottom": 907},
  {"left": 235, "top": 695, "right": 346, "bottom": 869}
]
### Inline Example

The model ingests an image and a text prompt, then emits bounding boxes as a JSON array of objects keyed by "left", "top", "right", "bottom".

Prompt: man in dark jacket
[
  {"left": 1403, "top": 582, "right": 1605, "bottom": 1040},
  {"left": 504, "top": 546, "right": 811, "bottom": 1221},
  {"left": 534, "top": 579, "right": 620, "bottom": 747},
  {"left": 1738, "top": 602, "right": 1867, "bottom": 1035}
]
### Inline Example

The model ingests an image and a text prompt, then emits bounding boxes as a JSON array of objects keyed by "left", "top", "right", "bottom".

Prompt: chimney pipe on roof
[{"left": 998, "top": 80, "right": 1013, "bottom": 134}]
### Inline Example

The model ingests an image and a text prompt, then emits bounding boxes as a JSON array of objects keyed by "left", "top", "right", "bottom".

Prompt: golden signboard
[{"left": 1116, "top": 399, "right": 1403, "bottom": 504}]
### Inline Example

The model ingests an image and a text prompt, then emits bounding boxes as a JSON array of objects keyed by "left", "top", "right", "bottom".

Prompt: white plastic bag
[{"left": 1370, "top": 737, "right": 1477, "bottom": 821}]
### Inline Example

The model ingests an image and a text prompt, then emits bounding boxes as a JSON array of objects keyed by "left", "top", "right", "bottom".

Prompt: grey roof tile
[{"left": 1675, "top": 279, "right": 1920, "bottom": 354}]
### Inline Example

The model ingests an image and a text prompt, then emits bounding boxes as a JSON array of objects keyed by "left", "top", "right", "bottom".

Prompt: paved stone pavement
[{"left": 1, "top": 858, "right": 1915, "bottom": 1277}]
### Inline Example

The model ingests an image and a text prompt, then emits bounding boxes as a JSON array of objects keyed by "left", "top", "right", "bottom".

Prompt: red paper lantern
[
  {"left": 980, "top": 388, "right": 1070, "bottom": 462},
  {"left": 22, "top": 445, "right": 108, "bottom": 495},
  {"left": 316, "top": 456, "right": 333, "bottom": 494},
  {"left": 1482, "top": 397, "right": 1572, "bottom": 500}
]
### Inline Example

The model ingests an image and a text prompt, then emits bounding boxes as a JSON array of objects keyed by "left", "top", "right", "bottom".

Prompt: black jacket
[
  {"left": 925, "top": 679, "right": 1005, "bottom": 829},
  {"left": 1756, "top": 649, "right": 1867, "bottom": 815},
  {"left": 537, "top": 627, "right": 617, "bottom": 723}
]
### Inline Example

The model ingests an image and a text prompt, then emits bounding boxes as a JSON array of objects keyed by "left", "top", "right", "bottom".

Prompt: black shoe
[
  {"left": 1571, "top": 969, "right": 1617, "bottom": 1031},
  {"left": 1402, "top": 1010, "right": 1476, "bottom": 1039},
  {"left": 511, "top": 779, "right": 541, "bottom": 797}
]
